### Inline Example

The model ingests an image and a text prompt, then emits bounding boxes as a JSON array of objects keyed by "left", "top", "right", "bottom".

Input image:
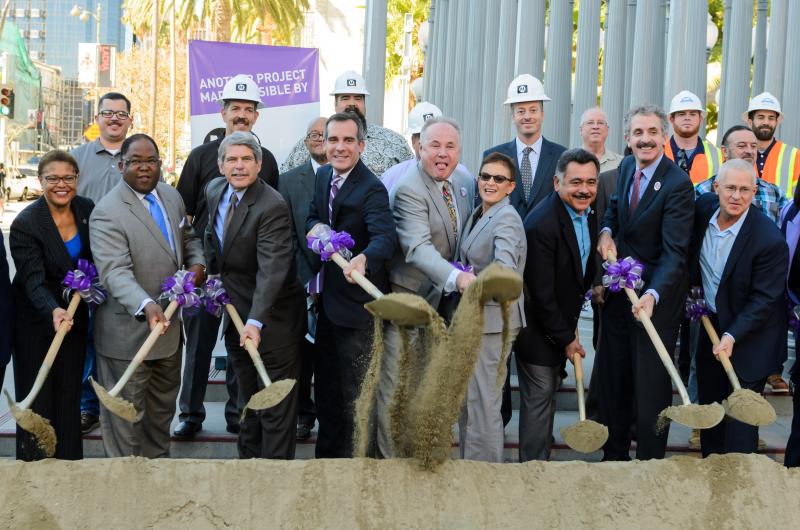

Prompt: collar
[
  {"left": 636, "top": 154, "right": 664, "bottom": 180},
  {"left": 560, "top": 197, "right": 589, "bottom": 219},
  {"left": 332, "top": 165, "right": 355, "bottom": 181},
  {"left": 669, "top": 135, "right": 703, "bottom": 155},
  {"left": 126, "top": 182, "right": 161, "bottom": 203},
  {"left": 759, "top": 138, "right": 777, "bottom": 156},
  {"left": 224, "top": 184, "right": 247, "bottom": 204},
  {"left": 709, "top": 207, "right": 749, "bottom": 235},
  {"left": 311, "top": 158, "right": 322, "bottom": 174},
  {"left": 516, "top": 135, "right": 544, "bottom": 157},
  {"left": 94, "top": 138, "right": 123, "bottom": 156}
]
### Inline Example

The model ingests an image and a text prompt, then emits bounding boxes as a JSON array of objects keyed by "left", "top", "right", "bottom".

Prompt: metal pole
[
  {"left": 752, "top": 0, "right": 768, "bottom": 95},
  {"left": 94, "top": 4, "right": 102, "bottom": 115},
  {"left": 441, "top": 0, "right": 459, "bottom": 116},
  {"left": 515, "top": 0, "right": 546, "bottom": 79},
  {"left": 780, "top": 0, "right": 800, "bottom": 147},
  {"left": 571, "top": 0, "right": 600, "bottom": 147},
  {"left": 718, "top": 0, "right": 732, "bottom": 125},
  {"left": 664, "top": 0, "right": 689, "bottom": 109},
  {"left": 422, "top": 0, "right": 435, "bottom": 102},
  {"left": 492, "top": 0, "right": 518, "bottom": 144},
  {"left": 450, "top": 0, "right": 469, "bottom": 122},
  {"left": 432, "top": 0, "right": 449, "bottom": 107},
  {"left": 169, "top": 2, "right": 176, "bottom": 172},
  {"left": 460, "top": 0, "right": 486, "bottom": 172},
  {"left": 362, "top": 0, "right": 387, "bottom": 125},
  {"left": 629, "top": 0, "right": 663, "bottom": 108},
  {"left": 149, "top": 0, "right": 158, "bottom": 137},
  {"left": 478, "top": 0, "right": 500, "bottom": 155},
  {"left": 543, "top": 0, "right": 573, "bottom": 146},
  {"left": 602, "top": 0, "right": 628, "bottom": 153},
  {"left": 719, "top": 0, "right": 752, "bottom": 136},
  {"left": 623, "top": 0, "right": 637, "bottom": 112},
  {"left": 764, "top": 0, "right": 788, "bottom": 100}
]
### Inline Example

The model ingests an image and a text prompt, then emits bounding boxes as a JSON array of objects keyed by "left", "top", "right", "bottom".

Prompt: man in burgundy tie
[{"left": 595, "top": 104, "right": 695, "bottom": 461}]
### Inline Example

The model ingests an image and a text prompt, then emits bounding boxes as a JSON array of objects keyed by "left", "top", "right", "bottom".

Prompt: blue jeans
[{"left": 80, "top": 315, "right": 99, "bottom": 416}]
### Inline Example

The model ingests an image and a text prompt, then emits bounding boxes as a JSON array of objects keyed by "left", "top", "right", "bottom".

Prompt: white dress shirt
[{"left": 516, "top": 135, "right": 544, "bottom": 179}]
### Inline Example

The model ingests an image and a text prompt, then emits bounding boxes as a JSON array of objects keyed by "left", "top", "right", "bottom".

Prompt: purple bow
[
  {"left": 788, "top": 301, "right": 800, "bottom": 335},
  {"left": 451, "top": 261, "right": 474, "bottom": 273},
  {"left": 202, "top": 278, "right": 231, "bottom": 318},
  {"left": 159, "top": 270, "right": 201, "bottom": 315},
  {"left": 62, "top": 258, "right": 106, "bottom": 306},
  {"left": 307, "top": 224, "right": 355, "bottom": 261},
  {"left": 582, "top": 289, "right": 592, "bottom": 311},
  {"left": 602, "top": 256, "right": 644, "bottom": 293},
  {"left": 685, "top": 287, "right": 711, "bottom": 321}
]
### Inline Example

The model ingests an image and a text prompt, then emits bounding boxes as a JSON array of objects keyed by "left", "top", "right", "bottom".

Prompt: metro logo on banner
[{"left": 188, "top": 40, "right": 320, "bottom": 166}]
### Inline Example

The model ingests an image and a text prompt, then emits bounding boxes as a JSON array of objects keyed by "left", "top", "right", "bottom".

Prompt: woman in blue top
[{"left": 10, "top": 150, "right": 94, "bottom": 460}]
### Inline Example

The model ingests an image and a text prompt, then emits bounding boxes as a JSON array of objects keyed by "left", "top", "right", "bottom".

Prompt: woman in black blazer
[{"left": 10, "top": 150, "right": 94, "bottom": 461}]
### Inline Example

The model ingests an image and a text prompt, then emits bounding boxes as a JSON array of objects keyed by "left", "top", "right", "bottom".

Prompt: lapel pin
[
  {"left": 654, "top": 181, "right": 662, "bottom": 191},
  {"left": 460, "top": 187, "right": 467, "bottom": 197}
]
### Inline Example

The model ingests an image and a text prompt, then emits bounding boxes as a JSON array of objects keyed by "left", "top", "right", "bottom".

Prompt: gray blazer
[
  {"left": 460, "top": 197, "right": 526, "bottom": 333},
  {"left": 278, "top": 160, "right": 318, "bottom": 286},
  {"left": 90, "top": 181, "right": 205, "bottom": 361},
  {"left": 389, "top": 162, "right": 475, "bottom": 309}
]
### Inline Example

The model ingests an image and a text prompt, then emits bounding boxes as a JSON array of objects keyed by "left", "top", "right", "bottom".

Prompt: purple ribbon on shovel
[
  {"left": 158, "top": 270, "right": 201, "bottom": 315},
  {"left": 307, "top": 224, "right": 355, "bottom": 261},
  {"left": 685, "top": 287, "right": 711, "bottom": 321},
  {"left": 601, "top": 256, "right": 644, "bottom": 293},
  {"left": 451, "top": 261, "right": 474, "bottom": 273},
  {"left": 788, "top": 300, "right": 800, "bottom": 335},
  {"left": 202, "top": 278, "right": 231, "bottom": 318},
  {"left": 62, "top": 258, "right": 106, "bottom": 306}
]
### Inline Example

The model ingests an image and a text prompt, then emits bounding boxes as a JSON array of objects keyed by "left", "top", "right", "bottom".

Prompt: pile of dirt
[{"left": 0, "top": 455, "right": 797, "bottom": 529}]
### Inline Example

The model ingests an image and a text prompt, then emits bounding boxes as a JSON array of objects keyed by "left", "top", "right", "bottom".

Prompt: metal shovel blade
[
  {"left": 4, "top": 390, "right": 56, "bottom": 457},
  {"left": 477, "top": 263, "right": 523, "bottom": 303},
  {"left": 245, "top": 379, "right": 297, "bottom": 411},
  {"left": 659, "top": 402, "right": 725, "bottom": 430},
  {"left": 723, "top": 389, "right": 777, "bottom": 426},
  {"left": 90, "top": 377, "right": 138, "bottom": 422},
  {"left": 365, "top": 293, "right": 434, "bottom": 327},
  {"left": 560, "top": 419, "right": 609, "bottom": 454}
]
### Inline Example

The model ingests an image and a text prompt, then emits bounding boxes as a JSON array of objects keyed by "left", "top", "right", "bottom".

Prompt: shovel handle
[
  {"left": 606, "top": 250, "right": 692, "bottom": 406},
  {"left": 108, "top": 300, "right": 179, "bottom": 397},
  {"left": 573, "top": 350, "right": 587, "bottom": 422},
  {"left": 330, "top": 252, "right": 384, "bottom": 300},
  {"left": 225, "top": 304, "right": 273, "bottom": 388},
  {"left": 700, "top": 315, "right": 742, "bottom": 391},
  {"left": 18, "top": 292, "right": 82, "bottom": 410}
]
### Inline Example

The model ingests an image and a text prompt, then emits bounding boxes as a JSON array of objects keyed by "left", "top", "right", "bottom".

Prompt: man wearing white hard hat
[
  {"left": 281, "top": 71, "right": 413, "bottom": 176},
  {"left": 380, "top": 101, "right": 473, "bottom": 193},
  {"left": 482, "top": 74, "right": 567, "bottom": 219},
  {"left": 664, "top": 90, "right": 722, "bottom": 185},
  {"left": 173, "top": 73, "right": 280, "bottom": 440}
]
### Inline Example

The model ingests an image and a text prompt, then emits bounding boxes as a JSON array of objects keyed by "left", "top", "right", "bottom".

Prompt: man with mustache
[
  {"left": 281, "top": 71, "right": 413, "bottom": 176},
  {"left": 596, "top": 104, "right": 695, "bottom": 460},
  {"left": 663, "top": 90, "right": 723, "bottom": 185},
  {"left": 173, "top": 74, "right": 279, "bottom": 440}
]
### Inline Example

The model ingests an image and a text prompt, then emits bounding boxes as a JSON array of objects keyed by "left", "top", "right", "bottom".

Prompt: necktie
[
  {"left": 144, "top": 193, "right": 171, "bottom": 246},
  {"left": 629, "top": 169, "right": 643, "bottom": 214},
  {"left": 676, "top": 149, "right": 689, "bottom": 173},
  {"left": 222, "top": 192, "right": 238, "bottom": 246},
  {"left": 442, "top": 181, "right": 458, "bottom": 238},
  {"left": 520, "top": 146, "right": 533, "bottom": 202},
  {"left": 329, "top": 175, "right": 342, "bottom": 224}
]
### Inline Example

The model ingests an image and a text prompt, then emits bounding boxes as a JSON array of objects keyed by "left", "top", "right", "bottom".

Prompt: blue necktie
[{"left": 144, "top": 193, "right": 171, "bottom": 246}]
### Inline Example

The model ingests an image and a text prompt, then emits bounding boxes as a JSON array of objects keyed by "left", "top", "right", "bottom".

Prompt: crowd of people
[{"left": 1, "top": 69, "right": 799, "bottom": 468}]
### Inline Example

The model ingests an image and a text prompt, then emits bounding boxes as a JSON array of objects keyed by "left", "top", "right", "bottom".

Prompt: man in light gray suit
[
  {"left": 90, "top": 133, "right": 206, "bottom": 458},
  {"left": 376, "top": 116, "right": 476, "bottom": 457}
]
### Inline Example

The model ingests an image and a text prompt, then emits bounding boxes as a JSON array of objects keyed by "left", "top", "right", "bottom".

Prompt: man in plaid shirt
[{"left": 695, "top": 125, "right": 788, "bottom": 224}]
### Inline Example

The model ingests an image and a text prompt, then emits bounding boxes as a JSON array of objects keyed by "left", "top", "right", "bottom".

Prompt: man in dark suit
[
  {"left": 595, "top": 104, "right": 695, "bottom": 460},
  {"left": 279, "top": 116, "right": 328, "bottom": 440},
  {"left": 0, "top": 231, "right": 12, "bottom": 388},
  {"left": 174, "top": 75, "right": 279, "bottom": 439},
  {"left": 482, "top": 74, "right": 567, "bottom": 219},
  {"left": 205, "top": 131, "right": 305, "bottom": 459},
  {"left": 517, "top": 148, "right": 599, "bottom": 461},
  {"left": 305, "top": 112, "right": 397, "bottom": 458},
  {"left": 690, "top": 159, "right": 787, "bottom": 456}
]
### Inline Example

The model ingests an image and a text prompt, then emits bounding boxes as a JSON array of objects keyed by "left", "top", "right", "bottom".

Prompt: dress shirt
[
  {"left": 561, "top": 199, "right": 591, "bottom": 274},
  {"left": 516, "top": 135, "right": 544, "bottom": 179},
  {"left": 695, "top": 175, "right": 787, "bottom": 224},
  {"left": 437, "top": 175, "right": 463, "bottom": 294}
]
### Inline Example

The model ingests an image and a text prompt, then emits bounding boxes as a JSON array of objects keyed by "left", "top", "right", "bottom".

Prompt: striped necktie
[{"left": 442, "top": 181, "right": 458, "bottom": 237}]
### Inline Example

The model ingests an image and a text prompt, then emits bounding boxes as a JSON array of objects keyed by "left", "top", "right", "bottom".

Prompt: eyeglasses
[
  {"left": 123, "top": 158, "right": 160, "bottom": 168},
  {"left": 721, "top": 185, "right": 755, "bottom": 196},
  {"left": 478, "top": 172, "right": 513, "bottom": 184},
  {"left": 98, "top": 110, "right": 130, "bottom": 119},
  {"left": 306, "top": 132, "right": 324, "bottom": 141},
  {"left": 582, "top": 120, "right": 608, "bottom": 127},
  {"left": 42, "top": 175, "right": 77, "bottom": 185}
]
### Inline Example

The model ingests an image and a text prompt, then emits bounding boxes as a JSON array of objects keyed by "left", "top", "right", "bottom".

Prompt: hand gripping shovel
[
  {"left": 604, "top": 250, "right": 724, "bottom": 430},
  {"left": 91, "top": 271, "right": 200, "bottom": 422}
]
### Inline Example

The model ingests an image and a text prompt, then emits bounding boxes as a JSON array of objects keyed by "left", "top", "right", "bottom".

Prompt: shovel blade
[
  {"left": 365, "top": 293, "right": 434, "bottom": 327},
  {"left": 245, "top": 379, "right": 296, "bottom": 411},
  {"left": 723, "top": 389, "right": 777, "bottom": 426},
  {"left": 659, "top": 402, "right": 725, "bottom": 430},
  {"left": 477, "top": 263, "right": 523, "bottom": 303},
  {"left": 560, "top": 419, "right": 609, "bottom": 454},
  {"left": 4, "top": 390, "right": 56, "bottom": 457},
  {"left": 90, "top": 377, "right": 138, "bottom": 422}
]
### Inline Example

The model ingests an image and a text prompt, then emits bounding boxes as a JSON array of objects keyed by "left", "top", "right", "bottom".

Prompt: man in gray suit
[
  {"left": 376, "top": 116, "right": 476, "bottom": 457},
  {"left": 205, "top": 132, "right": 306, "bottom": 458},
  {"left": 279, "top": 116, "right": 327, "bottom": 440},
  {"left": 90, "top": 133, "right": 206, "bottom": 457}
]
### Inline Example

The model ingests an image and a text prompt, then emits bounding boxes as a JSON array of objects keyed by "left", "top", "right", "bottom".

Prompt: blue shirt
[
  {"left": 214, "top": 184, "right": 246, "bottom": 251},
  {"left": 627, "top": 154, "right": 663, "bottom": 205},
  {"left": 64, "top": 233, "right": 81, "bottom": 262},
  {"left": 561, "top": 199, "right": 591, "bottom": 275},
  {"left": 700, "top": 207, "right": 748, "bottom": 315}
]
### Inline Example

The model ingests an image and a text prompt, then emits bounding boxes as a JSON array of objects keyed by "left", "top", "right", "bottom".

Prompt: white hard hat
[
  {"left": 406, "top": 101, "right": 442, "bottom": 135},
  {"left": 220, "top": 74, "right": 264, "bottom": 109},
  {"left": 504, "top": 74, "right": 550, "bottom": 105},
  {"left": 330, "top": 70, "right": 370, "bottom": 96},
  {"left": 747, "top": 92, "right": 781, "bottom": 115},
  {"left": 669, "top": 90, "right": 703, "bottom": 114}
]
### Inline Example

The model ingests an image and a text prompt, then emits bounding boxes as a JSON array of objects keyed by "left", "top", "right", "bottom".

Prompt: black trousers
[
  {"left": 297, "top": 337, "right": 316, "bottom": 427},
  {"left": 597, "top": 292, "right": 679, "bottom": 460},
  {"left": 225, "top": 326, "right": 300, "bottom": 459},
  {"left": 314, "top": 307, "right": 374, "bottom": 458},
  {"left": 179, "top": 309, "right": 239, "bottom": 427},
  {"left": 786, "top": 369, "right": 800, "bottom": 467}
]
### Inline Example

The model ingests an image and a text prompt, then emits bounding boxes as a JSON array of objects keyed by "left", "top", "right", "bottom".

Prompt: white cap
[
  {"left": 747, "top": 92, "right": 781, "bottom": 115},
  {"left": 504, "top": 74, "right": 550, "bottom": 105},
  {"left": 669, "top": 90, "right": 703, "bottom": 114},
  {"left": 406, "top": 101, "right": 442, "bottom": 134},
  {"left": 220, "top": 74, "right": 264, "bottom": 109},
  {"left": 330, "top": 70, "right": 370, "bottom": 96}
]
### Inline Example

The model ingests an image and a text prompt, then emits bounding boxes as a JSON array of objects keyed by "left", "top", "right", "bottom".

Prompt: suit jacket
[
  {"left": 0, "top": 231, "right": 11, "bottom": 368},
  {"left": 306, "top": 159, "right": 397, "bottom": 329},
  {"left": 459, "top": 196, "right": 526, "bottom": 333},
  {"left": 601, "top": 155, "right": 695, "bottom": 326},
  {"left": 517, "top": 191, "right": 598, "bottom": 366},
  {"left": 593, "top": 165, "right": 621, "bottom": 286},
  {"left": 278, "top": 160, "right": 318, "bottom": 286},
  {"left": 90, "top": 181, "right": 205, "bottom": 361},
  {"left": 782, "top": 201, "right": 800, "bottom": 304},
  {"left": 205, "top": 178, "right": 305, "bottom": 350},
  {"left": 389, "top": 161, "right": 475, "bottom": 309},
  {"left": 482, "top": 136, "right": 567, "bottom": 219},
  {"left": 690, "top": 193, "right": 788, "bottom": 380}
]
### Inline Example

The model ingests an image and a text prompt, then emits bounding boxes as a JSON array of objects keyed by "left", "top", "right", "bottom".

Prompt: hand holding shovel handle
[{"left": 699, "top": 316, "right": 741, "bottom": 391}]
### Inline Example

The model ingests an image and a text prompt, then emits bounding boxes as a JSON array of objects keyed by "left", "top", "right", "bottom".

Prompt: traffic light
[{"left": 0, "top": 85, "right": 15, "bottom": 119}]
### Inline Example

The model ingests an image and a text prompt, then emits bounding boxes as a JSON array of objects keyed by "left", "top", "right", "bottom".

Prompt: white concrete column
[
  {"left": 719, "top": 0, "right": 752, "bottom": 136},
  {"left": 431, "top": 0, "right": 449, "bottom": 107},
  {"left": 664, "top": 0, "right": 689, "bottom": 109},
  {"left": 570, "top": 0, "right": 600, "bottom": 147},
  {"left": 780, "top": 0, "right": 800, "bottom": 147},
  {"left": 449, "top": 0, "right": 470, "bottom": 122},
  {"left": 440, "top": 0, "right": 459, "bottom": 115},
  {"left": 362, "top": 0, "right": 387, "bottom": 125},
  {"left": 623, "top": 0, "right": 637, "bottom": 112},
  {"left": 751, "top": 0, "right": 768, "bottom": 95},
  {"left": 492, "top": 0, "right": 518, "bottom": 144},
  {"left": 543, "top": 0, "right": 573, "bottom": 146},
  {"left": 478, "top": 0, "right": 501, "bottom": 154},
  {"left": 764, "top": 0, "right": 788, "bottom": 101},
  {"left": 460, "top": 0, "right": 487, "bottom": 171},
  {"left": 515, "top": 0, "right": 546, "bottom": 79},
  {"left": 422, "top": 0, "right": 436, "bottom": 102},
  {"left": 685, "top": 0, "right": 708, "bottom": 137},
  {"left": 629, "top": 0, "right": 665, "bottom": 108},
  {"left": 602, "top": 0, "right": 629, "bottom": 153},
  {"left": 718, "top": 0, "right": 732, "bottom": 119}
]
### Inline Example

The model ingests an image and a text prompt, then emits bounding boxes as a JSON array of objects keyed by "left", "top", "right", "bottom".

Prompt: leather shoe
[
  {"left": 173, "top": 421, "right": 202, "bottom": 439},
  {"left": 296, "top": 422, "right": 313, "bottom": 440},
  {"left": 80, "top": 412, "right": 100, "bottom": 435},
  {"left": 226, "top": 423, "right": 240, "bottom": 434}
]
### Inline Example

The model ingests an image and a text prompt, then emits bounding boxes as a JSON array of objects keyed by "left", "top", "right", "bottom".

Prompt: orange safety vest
[
  {"left": 757, "top": 139, "right": 800, "bottom": 197},
  {"left": 664, "top": 138, "right": 723, "bottom": 184}
]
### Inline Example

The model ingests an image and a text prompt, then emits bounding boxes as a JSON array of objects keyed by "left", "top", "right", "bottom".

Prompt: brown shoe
[
  {"left": 80, "top": 412, "right": 100, "bottom": 434},
  {"left": 767, "top": 374, "right": 790, "bottom": 393}
]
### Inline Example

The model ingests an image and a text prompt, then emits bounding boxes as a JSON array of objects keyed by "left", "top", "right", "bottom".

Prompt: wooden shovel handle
[
  {"left": 225, "top": 303, "right": 273, "bottom": 387},
  {"left": 330, "top": 252, "right": 384, "bottom": 300},
  {"left": 108, "top": 300, "right": 179, "bottom": 397},
  {"left": 606, "top": 250, "right": 692, "bottom": 405},
  {"left": 700, "top": 315, "right": 742, "bottom": 391},
  {"left": 573, "top": 329, "right": 586, "bottom": 422},
  {"left": 18, "top": 292, "right": 82, "bottom": 410}
]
